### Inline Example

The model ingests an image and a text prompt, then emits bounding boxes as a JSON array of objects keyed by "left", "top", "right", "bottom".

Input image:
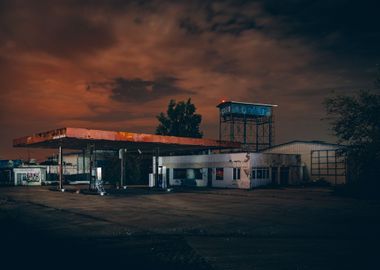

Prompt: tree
[
  {"left": 156, "top": 98, "right": 203, "bottom": 138},
  {"left": 324, "top": 74, "right": 380, "bottom": 194}
]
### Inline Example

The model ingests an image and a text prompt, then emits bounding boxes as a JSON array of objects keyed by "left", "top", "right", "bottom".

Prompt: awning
[{"left": 13, "top": 127, "right": 240, "bottom": 153}]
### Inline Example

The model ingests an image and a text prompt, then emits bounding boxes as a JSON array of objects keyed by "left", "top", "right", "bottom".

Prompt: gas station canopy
[{"left": 13, "top": 127, "right": 240, "bottom": 153}]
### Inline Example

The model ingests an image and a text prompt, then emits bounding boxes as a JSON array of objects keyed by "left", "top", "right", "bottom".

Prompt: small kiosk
[{"left": 13, "top": 167, "right": 47, "bottom": 186}]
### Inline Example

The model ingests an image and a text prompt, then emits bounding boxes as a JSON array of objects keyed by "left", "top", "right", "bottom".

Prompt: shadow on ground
[{"left": 0, "top": 214, "right": 213, "bottom": 270}]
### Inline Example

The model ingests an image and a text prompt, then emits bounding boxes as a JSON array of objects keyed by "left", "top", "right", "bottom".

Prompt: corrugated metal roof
[{"left": 265, "top": 140, "right": 343, "bottom": 150}]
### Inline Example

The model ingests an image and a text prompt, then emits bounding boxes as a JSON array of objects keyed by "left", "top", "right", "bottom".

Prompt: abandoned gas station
[
  {"left": 10, "top": 101, "right": 346, "bottom": 193},
  {"left": 12, "top": 127, "right": 240, "bottom": 192}
]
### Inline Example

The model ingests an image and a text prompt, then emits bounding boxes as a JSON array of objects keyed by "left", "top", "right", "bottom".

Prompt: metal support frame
[
  {"left": 154, "top": 147, "right": 159, "bottom": 188},
  {"left": 243, "top": 114, "right": 247, "bottom": 144},
  {"left": 87, "top": 143, "right": 96, "bottom": 190},
  {"left": 82, "top": 149, "right": 86, "bottom": 174},
  {"left": 120, "top": 149, "right": 127, "bottom": 187},
  {"left": 310, "top": 149, "right": 346, "bottom": 185},
  {"left": 219, "top": 111, "right": 274, "bottom": 152}
]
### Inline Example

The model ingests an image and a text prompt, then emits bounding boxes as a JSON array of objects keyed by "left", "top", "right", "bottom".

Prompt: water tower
[{"left": 217, "top": 101, "right": 277, "bottom": 151}]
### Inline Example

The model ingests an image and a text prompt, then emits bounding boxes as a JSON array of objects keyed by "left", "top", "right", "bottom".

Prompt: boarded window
[{"left": 173, "top": 169, "right": 186, "bottom": 179}]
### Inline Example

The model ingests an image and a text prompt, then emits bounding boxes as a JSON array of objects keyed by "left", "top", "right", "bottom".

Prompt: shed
[
  {"left": 13, "top": 166, "right": 47, "bottom": 186},
  {"left": 262, "top": 141, "right": 346, "bottom": 185}
]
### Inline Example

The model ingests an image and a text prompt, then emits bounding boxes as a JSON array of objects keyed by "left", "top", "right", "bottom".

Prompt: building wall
[
  {"left": 13, "top": 167, "right": 46, "bottom": 186},
  {"left": 155, "top": 152, "right": 301, "bottom": 189},
  {"left": 157, "top": 153, "right": 251, "bottom": 189},
  {"left": 249, "top": 153, "right": 302, "bottom": 187},
  {"left": 263, "top": 142, "right": 346, "bottom": 185}
]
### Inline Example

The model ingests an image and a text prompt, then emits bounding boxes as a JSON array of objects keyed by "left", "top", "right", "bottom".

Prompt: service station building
[{"left": 8, "top": 101, "right": 346, "bottom": 192}]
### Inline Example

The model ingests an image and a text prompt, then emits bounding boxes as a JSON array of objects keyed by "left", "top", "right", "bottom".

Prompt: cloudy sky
[{"left": 0, "top": 0, "right": 379, "bottom": 159}]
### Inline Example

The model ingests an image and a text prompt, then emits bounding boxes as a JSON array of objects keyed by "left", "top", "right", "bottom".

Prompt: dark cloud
[
  {"left": 178, "top": 2, "right": 263, "bottom": 36},
  {"left": 89, "top": 76, "right": 195, "bottom": 103},
  {"left": 74, "top": 105, "right": 154, "bottom": 123},
  {"left": 179, "top": 17, "right": 203, "bottom": 35},
  {"left": 261, "top": 0, "right": 380, "bottom": 55},
  {"left": 0, "top": 0, "right": 117, "bottom": 58},
  {"left": 210, "top": 15, "right": 260, "bottom": 35}
]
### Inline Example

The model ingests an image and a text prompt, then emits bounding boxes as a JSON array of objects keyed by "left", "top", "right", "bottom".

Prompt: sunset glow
[{"left": 0, "top": 0, "right": 378, "bottom": 159}]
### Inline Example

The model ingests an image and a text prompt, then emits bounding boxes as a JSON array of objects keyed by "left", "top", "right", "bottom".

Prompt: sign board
[{"left": 219, "top": 102, "right": 272, "bottom": 117}]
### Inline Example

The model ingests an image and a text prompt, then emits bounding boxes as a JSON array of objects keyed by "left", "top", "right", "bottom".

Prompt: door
[
  {"left": 280, "top": 167, "right": 289, "bottom": 185},
  {"left": 271, "top": 167, "right": 278, "bottom": 185},
  {"left": 207, "top": 168, "right": 213, "bottom": 187},
  {"left": 166, "top": 168, "right": 170, "bottom": 188}
]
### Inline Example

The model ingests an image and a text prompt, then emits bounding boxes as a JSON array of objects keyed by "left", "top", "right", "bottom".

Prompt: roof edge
[
  {"left": 265, "top": 140, "right": 343, "bottom": 150},
  {"left": 217, "top": 100, "right": 278, "bottom": 108}
]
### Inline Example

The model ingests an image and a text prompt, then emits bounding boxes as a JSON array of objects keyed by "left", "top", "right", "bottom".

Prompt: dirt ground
[{"left": 0, "top": 186, "right": 379, "bottom": 269}]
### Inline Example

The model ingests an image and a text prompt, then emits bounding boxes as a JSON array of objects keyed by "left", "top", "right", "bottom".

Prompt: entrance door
[
  {"left": 280, "top": 167, "right": 289, "bottom": 185},
  {"left": 207, "top": 168, "right": 213, "bottom": 187},
  {"left": 271, "top": 167, "right": 278, "bottom": 185},
  {"left": 166, "top": 168, "right": 170, "bottom": 188}
]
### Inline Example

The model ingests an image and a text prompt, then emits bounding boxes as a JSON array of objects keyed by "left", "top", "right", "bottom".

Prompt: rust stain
[
  {"left": 13, "top": 128, "right": 67, "bottom": 146},
  {"left": 14, "top": 127, "right": 240, "bottom": 149}
]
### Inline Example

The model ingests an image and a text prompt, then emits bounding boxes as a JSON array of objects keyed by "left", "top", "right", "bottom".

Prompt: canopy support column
[
  {"left": 154, "top": 147, "right": 160, "bottom": 188},
  {"left": 87, "top": 143, "right": 96, "bottom": 190},
  {"left": 119, "top": 149, "right": 127, "bottom": 188},
  {"left": 58, "top": 145, "right": 63, "bottom": 191}
]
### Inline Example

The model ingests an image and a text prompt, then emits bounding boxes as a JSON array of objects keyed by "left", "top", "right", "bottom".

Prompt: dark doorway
[
  {"left": 271, "top": 167, "right": 278, "bottom": 185},
  {"left": 280, "top": 167, "right": 289, "bottom": 185},
  {"left": 207, "top": 168, "right": 213, "bottom": 187},
  {"left": 166, "top": 168, "right": 170, "bottom": 188}
]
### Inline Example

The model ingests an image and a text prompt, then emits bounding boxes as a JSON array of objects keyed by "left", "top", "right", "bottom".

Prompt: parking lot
[{"left": 0, "top": 186, "right": 379, "bottom": 269}]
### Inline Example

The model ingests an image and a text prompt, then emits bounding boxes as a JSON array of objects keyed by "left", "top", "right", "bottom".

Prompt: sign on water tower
[
  {"left": 217, "top": 101, "right": 277, "bottom": 151},
  {"left": 219, "top": 101, "right": 273, "bottom": 117}
]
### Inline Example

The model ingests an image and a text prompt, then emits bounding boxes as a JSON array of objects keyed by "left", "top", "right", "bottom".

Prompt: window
[
  {"left": 173, "top": 168, "right": 203, "bottom": 179},
  {"left": 252, "top": 167, "right": 269, "bottom": 180},
  {"left": 265, "top": 169, "right": 269, "bottom": 178},
  {"left": 173, "top": 169, "right": 187, "bottom": 179},
  {"left": 16, "top": 173, "right": 27, "bottom": 183},
  {"left": 216, "top": 168, "right": 224, "bottom": 180},
  {"left": 233, "top": 168, "right": 241, "bottom": 180},
  {"left": 194, "top": 169, "right": 202, "bottom": 179}
]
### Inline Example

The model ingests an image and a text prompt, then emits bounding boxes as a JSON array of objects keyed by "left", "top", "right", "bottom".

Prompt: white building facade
[
  {"left": 13, "top": 167, "right": 47, "bottom": 186},
  {"left": 152, "top": 152, "right": 301, "bottom": 189}
]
